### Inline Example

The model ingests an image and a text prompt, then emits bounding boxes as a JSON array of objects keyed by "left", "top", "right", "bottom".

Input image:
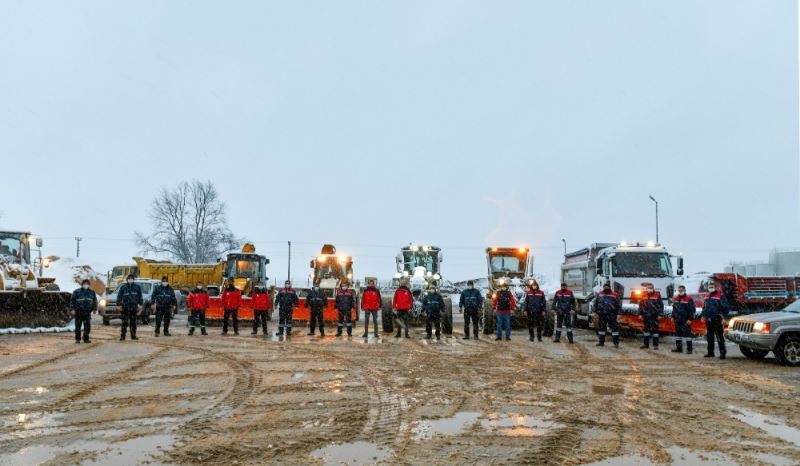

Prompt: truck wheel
[
  {"left": 739, "top": 345, "right": 768, "bottom": 360},
  {"left": 482, "top": 301, "right": 494, "bottom": 335},
  {"left": 442, "top": 298, "right": 453, "bottom": 335},
  {"left": 381, "top": 297, "right": 394, "bottom": 333},
  {"left": 775, "top": 335, "right": 800, "bottom": 367},
  {"left": 102, "top": 317, "right": 110, "bottom": 326}
]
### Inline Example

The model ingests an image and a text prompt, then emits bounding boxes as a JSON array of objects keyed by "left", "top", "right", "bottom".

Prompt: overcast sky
[{"left": 0, "top": 0, "right": 797, "bottom": 284}]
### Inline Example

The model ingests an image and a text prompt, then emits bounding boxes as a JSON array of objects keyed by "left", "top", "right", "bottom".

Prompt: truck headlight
[
  {"left": 100, "top": 299, "right": 107, "bottom": 307},
  {"left": 727, "top": 318, "right": 736, "bottom": 329},
  {"left": 753, "top": 322, "right": 771, "bottom": 334},
  {"left": 433, "top": 274, "right": 441, "bottom": 280}
]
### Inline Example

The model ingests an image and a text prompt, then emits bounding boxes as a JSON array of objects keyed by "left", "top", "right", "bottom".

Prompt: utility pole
[
  {"left": 562, "top": 238, "right": 566, "bottom": 256},
  {"left": 74, "top": 237, "right": 83, "bottom": 258},
  {"left": 287, "top": 241, "right": 292, "bottom": 282},
  {"left": 648, "top": 195, "right": 659, "bottom": 243}
]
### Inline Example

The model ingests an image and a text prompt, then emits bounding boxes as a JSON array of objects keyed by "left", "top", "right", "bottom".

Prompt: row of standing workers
[{"left": 69, "top": 274, "right": 731, "bottom": 358}]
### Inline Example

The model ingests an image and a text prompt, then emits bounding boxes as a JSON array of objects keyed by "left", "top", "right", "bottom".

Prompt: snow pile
[
  {"left": 43, "top": 258, "right": 106, "bottom": 294},
  {"left": 0, "top": 319, "right": 75, "bottom": 335}
]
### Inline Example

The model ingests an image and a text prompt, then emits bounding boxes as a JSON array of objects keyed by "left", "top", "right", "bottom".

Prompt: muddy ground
[{"left": 1, "top": 313, "right": 799, "bottom": 466}]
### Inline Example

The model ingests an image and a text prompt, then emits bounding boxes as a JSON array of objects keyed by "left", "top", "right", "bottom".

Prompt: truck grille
[{"left": 732, "top": 321, "right": 754, "bottom": 333}]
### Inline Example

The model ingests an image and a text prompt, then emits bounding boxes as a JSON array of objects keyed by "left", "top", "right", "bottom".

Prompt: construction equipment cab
[{"left": 481, "top": 247, "right": 536, "bottom": 335}]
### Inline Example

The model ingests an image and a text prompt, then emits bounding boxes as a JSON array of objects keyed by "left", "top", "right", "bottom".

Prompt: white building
[{"left": 726, "top": 249, "right": 800, "bottom": 276}]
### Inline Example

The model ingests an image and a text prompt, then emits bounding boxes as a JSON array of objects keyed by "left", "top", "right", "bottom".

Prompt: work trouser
[
  {"left": 642, "top": 314, "right": 660, "bottom": 347},
  {"left": 155, "top": 306, "right": 172, "bottom": 334},
  {"left": 223, "top": 309, "right": 239, "bottom": 334},
  {"left": 277, "top": 307, "right": 292, "bottom": 335},
  {"left": 363, "top": 310, "right": 379, "bottom": 336},
  {"left": 121, "top": 306, "right": 138, "bottom": 338},
  {"left": 308, "top": 307, "right": 324, "bottom": 335},
  {"left": 496, "top": 312, "right": 511, "bottom": 339},
  {"left": 253, "top": 310, "right": 269, "bottom": 334},
  {"left": 705, "top": 316, "right": 726, "bottom": 356},
  {"left": 674, "top": 318, "right": 693, "bottom": 352},
  {"left": 336, "top": 308, "right": 353, "bottom": 335},
  {"left": 526, "top": 310, "right": 545, "bottom": 340},
  {"left": 189, "top": 310, "right": 207, "bottom": 334},
  {"left": 555, "top": 311, "right": 573, "bottom": 343},
  {"left": 426, "top": 313, "right": 441, "bottom": 338},
  {"left": 395, "top": 310, "right": 410, "bottom": 336},
  {"left": 74, "top": 313, "right": 91, "bottom": 342},
  {"left": 597, "top": 313, "right": 620, "bottom": 346},
  {"left": 464, "top": 308, "right": 480, "bottom": 338}
]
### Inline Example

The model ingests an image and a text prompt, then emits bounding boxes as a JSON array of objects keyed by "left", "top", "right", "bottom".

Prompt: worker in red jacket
[
  {"left": 187, "top": 282, "right": 209, "bottom": 336},
  {"left": 251, "top": 286, "right": 271, "bottom": 336},
  {"left": 361, "top": 279, "right": 382, "bottom": 339},
  {"left": 221, "top": 281, "right": 242, "bottom": 336},
  {"left": 392, "top": 279, "right": 414, "bottom": 338}
]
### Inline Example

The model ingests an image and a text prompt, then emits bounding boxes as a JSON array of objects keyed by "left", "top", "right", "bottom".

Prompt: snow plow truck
[
  {"left": 294, "top": 244, "right": 358, "bottom": 324},
  {"left": 0, "top": 231, "right": 71, "bottom": 328},
  {"left": 381, "top": 244, "right": 453, "bottom": 334}
]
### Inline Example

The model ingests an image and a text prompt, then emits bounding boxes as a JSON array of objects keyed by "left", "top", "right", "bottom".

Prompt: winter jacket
[
  {"left": 493, "top": 289, "right": 516, "bottom": 314},
  {"left": 222, "top": 288, "right": 243, "bottom": 310},
  {"left": 423, "top": 292, "right": 445, "bottom": 318},
  {"left": 274, "top": 287, "right": 298, "bottom": 310},
  {"left": 305, "top": 288, "right": 328, "bottom": 311},
  {"left": 70, "top": 288, "right": 97, "bottom": 314},
  {"left": 594, "top": 290, "right": 621, "bottom": 317},
  {"left": 672, "top": 295, "right": 696, "bottom": 321},
  {"left": 252, "top": 291, "right": 271, "bottom": 311},
  {"left": 459, "top": 288, "right": 484, "bottom": 312},
  {"left": 524, "top": 289, "right": 547, "bottom": 314},
  {"left": 335, "top": 288, "right": 356, "bottom": 312},
  {"left": 361, "top": 286, "right": 382, "bottom": 311},
  {"left": 117, "top": 283, "right": 143, "bottom": 309},
  {"left": 552, "top": 289, "right": 576, "bottom": 314},
  {"left": 152, "top": 284, "right": 178, "bottom": 309},
  {"left": 702, "top": 290, "right": 730, "bottom": 320},
  {"left": 187, "top": 289, "right": 209, "bottom": 311},
  {"left": 392, "top": 286, "right": 413, "bottom": 312},
  {"left": 639, "top": 292, "right": 663, "bottom": 319}
]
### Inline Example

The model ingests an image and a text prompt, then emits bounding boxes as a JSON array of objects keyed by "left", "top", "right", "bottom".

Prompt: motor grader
[
  {"left": 0, "top": 231, "right": 71, "bottom": 328},
  {"left": 481, "top": 247, "right": 553, "bottom": 336},
  {"left": 381, "top": 244, "right": 453, "bottom": 334},
  {"left": 294, "top": 244, "right": 358, "bottom": 324}
]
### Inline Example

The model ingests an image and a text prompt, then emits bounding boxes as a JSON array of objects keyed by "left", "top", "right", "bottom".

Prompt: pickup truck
[
  {"left": 99, "top": 279, "right": 182, "bottom": 325},
  {"left": 725, "top": 300, "right": 800, "bottom": 367}
]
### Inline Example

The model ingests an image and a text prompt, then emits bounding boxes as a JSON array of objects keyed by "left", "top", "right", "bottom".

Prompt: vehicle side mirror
[
  {"left": 36, "top": 238, "right": 43, "bottom": 248},
  {"left": 677, "top": 257, "right": 684, "bottom": 276},
  {"left": 310, "top": 260, "right": 316, "bottom": 268}
]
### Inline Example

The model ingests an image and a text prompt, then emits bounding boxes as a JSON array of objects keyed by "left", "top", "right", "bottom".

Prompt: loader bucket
[{"left": 0, "top": 290, "right": 72, "bottom": 329}]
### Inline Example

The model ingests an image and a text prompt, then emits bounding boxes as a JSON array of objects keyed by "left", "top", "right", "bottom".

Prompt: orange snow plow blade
[
  {"left": 293, "top": 297, "right": 357, "bottom": 322},
  {"left": 206, "top": 297, "right": 257, "bottom": 321},
  {"left": 617, "top": 315, "right": 708, "bottom": 336}
]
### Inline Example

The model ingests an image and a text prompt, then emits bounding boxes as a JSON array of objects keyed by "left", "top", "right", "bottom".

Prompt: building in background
[{"left": 726, "top": 249, "right": 800, "bottom": 276}]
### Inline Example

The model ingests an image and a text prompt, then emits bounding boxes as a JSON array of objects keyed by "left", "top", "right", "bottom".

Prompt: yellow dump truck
[{"left": 132, "top": 257, "right": 225, "bottom": 293}]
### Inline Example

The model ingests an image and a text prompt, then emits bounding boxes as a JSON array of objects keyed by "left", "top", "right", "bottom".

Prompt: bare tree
[{"left": 135, "top": 180, "right": 243, "bottom": 263}]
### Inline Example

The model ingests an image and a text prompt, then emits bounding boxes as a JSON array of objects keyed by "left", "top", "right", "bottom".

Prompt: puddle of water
[
  {"left": 311, "top": 441, "right": 392, "bottom": 466},
  {"left": 592, "top": 385, "right": 624, "bottom": 396},
  {"left": 15, "top": 386, "right": 48, "bottom": 395},
  {"left": 752, "top": 452, "right": 795, "bottom": 466},
  {"left": 480, "top": 413, "right": 564, "bottom": 437},
  {"left": 666, "top": 446, "right": 736, "bottom": 465},
  {"left": 412, "top": 411, "right": 480, "bottom": 440},
  {"left": 0, "top": 434, "right": 173, "bottom": 466},
  {"left": 292, "top": 372, "right": 305, "bottom": 380},
  {"left": 583, "top": 455, "right": 653, "bottom": 465},
  {"left": 728, "top": 406, "right": 800, "bottom": 447}
]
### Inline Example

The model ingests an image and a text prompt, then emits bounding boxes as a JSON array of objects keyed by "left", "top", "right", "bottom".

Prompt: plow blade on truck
[
  {"left": 0, "top": 290, "right": 72, "bottom": 329},
  {"left": 616, "top": 314, "right": 707, "bottom": 336}
]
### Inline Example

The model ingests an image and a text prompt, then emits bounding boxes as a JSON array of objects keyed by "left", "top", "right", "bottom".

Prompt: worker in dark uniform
[
  {"left": 594, "top": 282, "right": 621, "bottom": 348},
  {"left": 552, "top": 283, "right": 576, "bottom": 344},
  {"left": 672, "top": 285, "right": 696, "bottom": 354},
  {"left": 424, "top": 284, "right": 445, "bottom": 340},
  {"left": 306, "top": 284, "right": 328, "bottom": 336},
  {"left": 459, "top": 280, "right": 484, "bottom": 340},
  {"left": 152, "top": 276, "right": 177, "bottom": 337},
  {"left": 251, "top": 286, "right": 271, "bottom": 336},
  {"left": 335, "top": 279, "right": 356, "bottom": 337},
  {"left": 117, "top": 275, "right": 143, "bottom": 341},
  {"left": 274, "top": 280, "right": 298, "bottom": 337},
  {"left": 524, "top": 280, "right": 547, "bottom": 342},
  {"left": 702, "top": 281, "right": 730, "bottom": 359},
  {"left": 639, "top": 283, "right": 663, "bottom": 349},
  {"left": 70, "top": 279, "right": 97, "bottom": 343}
]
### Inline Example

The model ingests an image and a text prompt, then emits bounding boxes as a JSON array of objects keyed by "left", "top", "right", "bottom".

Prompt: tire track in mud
[{"left": 0, "top": 342, "right": 97, "bottom": 378}]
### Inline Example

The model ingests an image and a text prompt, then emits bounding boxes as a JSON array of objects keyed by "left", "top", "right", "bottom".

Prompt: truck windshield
[
  {"left": 401, "top": 251, "right": 439, "bottom": 273},
  {"left": 489, "top": 256, "right": 524, "bottom": 275},
  {"left": 112, "top": 266, "right": 138, "bottom": 279},
  {"left": 783, "top": 301, "right": 800, "bottom": 313},
  {"left": 0, "top": 232, "right": 28, "bottom": 263},
  {"left": 612, "top": 253, "right": 672, "bottom": 277},
  {"left": 225, "top": 257, "right": 261, "bottom": 280},
  {"left": 315, "top": 258, "right": 352, "bottom": 280}
]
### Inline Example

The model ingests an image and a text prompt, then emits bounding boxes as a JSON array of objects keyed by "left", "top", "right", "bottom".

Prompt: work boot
[
  {"left": 671, "top": 347, "right": 683, "bottom": 353},
  {"left": 529, "top": 336, "right": 535, "bottom": 342},
  {"left": 405, "top": 332, "right": 410, "bottom": 338},
  {"left": 131, "top": 336, "right": 139, "bottom": 340},
  {"left": 613, "top": 342, "right": 619, "bottom": 348},
  {"left": 596, "top": 342, "right": 604, "bottom": 347},
  {"left": 164, "top": 331, "right": 171, "bottom": 337},
  {"left": 640, "top": 344, "right": 649, "bottom": 349},
  {"left": 75, "top": 340, "right": 81, "bottom": 344},
  {"left": 307, "top": 331, "right": 315, "bottom": 336},
  {"left": 251, "top": 330, "right": 258, "bottom": 335},
  {"left": 474, "top": 334, "right": 480, "bottom": 340},
  {"left": 426, "top": 334, "right": 432, "bottom": 340},
  {"left": 720, "top": 353, "right": 726, "bottom": 360},
  {"left": 83, "top": 338, "right": 91, "bottom": 344},
  {"left": 201, "top": 328, "right": 207, "bottom": 335},
  {"left": 686, "top": 344, "right": 693, "bottom": 354},
  {"left": 189, "top": 328, "right": 195, "bottom": 335},
  {"left": 362, "top": 332, "right": 369, "bottom": 338},
  {"left": 155, "top": 331, "right": 160, "bottom": 337},
  {"left": 275, "top": 330, "right": 283, "bottom": 337},
  {"left": 120, "top": 335, "right": 126, "bottom": 341},
  {"left": 347, "top": 330, "right": 352, "bottom": 337},
  {"left": 704, "top": 353, "right": 715, "bottom": 358},
  {"left": 436, "top": 335, "right": 441, "bottom": 341},
  {"left": 464, "top": 335, "right": 471, "bottom": 340},
  {"left": 336, "top": 330, "right": 342, "bottom": 337},
  {"left": 234, "top": 331, "right": 240, "bottom": 336},
  {"left": 374, "top": 332, "right": 379, "bottom": 339},
  {"left": 495, "top": 337, "right": 501, "bottom": 341},
  {"left": 320, "top": 331, "right": 325, "bottom": 337},
  {"left": 506, "top": 336, "right": 511, "bottom": 341}
]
